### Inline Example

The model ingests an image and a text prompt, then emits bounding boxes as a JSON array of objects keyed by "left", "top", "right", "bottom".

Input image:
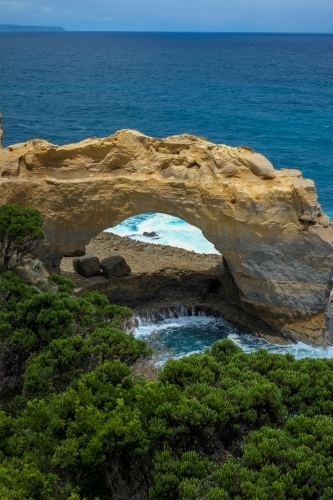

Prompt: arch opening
[
  {"left": 105, "top": 212, "right": 220, "bottom": 255},
  {"left": 60, "top": 214, "right": 226, "bottom": 326}
]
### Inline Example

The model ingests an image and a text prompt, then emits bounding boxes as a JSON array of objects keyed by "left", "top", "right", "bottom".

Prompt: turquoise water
[
  {"left": 135, "top": 315, "right": 333, "bottom": 362},
  {"left": 106, "top": 212, "right": 219, "bottom": 253},
  {"left": 108, "top": 209, "right": 333, "bottom": 253}
]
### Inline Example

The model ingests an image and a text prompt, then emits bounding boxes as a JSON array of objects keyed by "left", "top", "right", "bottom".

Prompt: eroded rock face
[{"left": 0, "top": 129, "right": 332, "bottom": 344}]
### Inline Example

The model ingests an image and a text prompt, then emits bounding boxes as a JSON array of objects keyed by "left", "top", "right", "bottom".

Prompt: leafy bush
[
  {"left": 49, "top": 272, "right": 75, "bottom": 293},
  {"left": 0, "top": 204, "right": 44, "bottom": 271},
  {"left": 0, "top": 271, "right": 141, "bottom": 409},
  {"left": 0, "top": 270, "right": 333, "bottom": 499}
]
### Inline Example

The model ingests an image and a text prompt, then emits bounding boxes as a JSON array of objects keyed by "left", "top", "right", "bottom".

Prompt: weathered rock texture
[
  {"left": 73, "top": 255, "right": 100, "bottom": 278},
  {"left": 0, "top": 129, "right": 333, "bottom": 344},
  {"left": 100, "top": 255, "right": 131, "bottom": 278}
]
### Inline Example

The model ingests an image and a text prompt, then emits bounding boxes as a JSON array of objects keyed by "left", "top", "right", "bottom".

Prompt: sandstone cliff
[{"left": 0, "top": 129, "right": 332, "bottom": 344}]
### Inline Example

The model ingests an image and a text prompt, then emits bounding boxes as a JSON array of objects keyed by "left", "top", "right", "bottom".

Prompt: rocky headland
[{"left": 1, "top": 129, "right": 333, "bottom": 345}]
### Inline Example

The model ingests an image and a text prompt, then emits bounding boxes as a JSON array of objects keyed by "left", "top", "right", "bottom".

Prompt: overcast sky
[{"left": 1, "top": 0, "right": 332, "bottom": 32}]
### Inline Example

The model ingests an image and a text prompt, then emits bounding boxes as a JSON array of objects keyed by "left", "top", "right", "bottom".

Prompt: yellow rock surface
[{"left": 1, "top": 129, "right": 332, "bottom": 344}]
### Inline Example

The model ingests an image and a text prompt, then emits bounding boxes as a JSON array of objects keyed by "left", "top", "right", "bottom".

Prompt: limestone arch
[
  {"left": 58, "top": 188, "right": 222, "bottom": 259},
  {"left": 0, "top": 129, "right": 333, "bottom": 344}
]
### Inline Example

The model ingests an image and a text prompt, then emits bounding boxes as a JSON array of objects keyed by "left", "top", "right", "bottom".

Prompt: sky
[{"left": 0, "top": 0, "right": 332, "bottom": 32}]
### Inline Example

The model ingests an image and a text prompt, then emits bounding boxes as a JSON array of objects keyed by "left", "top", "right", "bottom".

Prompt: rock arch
[{"left": 1, "top": 129, "right": 333, "bottom": 344}]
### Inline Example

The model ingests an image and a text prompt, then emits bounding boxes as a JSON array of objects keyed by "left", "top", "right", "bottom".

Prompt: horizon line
[{"left": 1, "top": 29, "right": 333, "bottom": 34}]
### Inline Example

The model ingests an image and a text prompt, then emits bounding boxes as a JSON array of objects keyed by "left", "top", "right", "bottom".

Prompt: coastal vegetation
[
  {"left": 0, "top": 203, "right": 44, "bottom": 272},
  {"left": 0, "top": 205, "right": 332, "bottom": 499}
]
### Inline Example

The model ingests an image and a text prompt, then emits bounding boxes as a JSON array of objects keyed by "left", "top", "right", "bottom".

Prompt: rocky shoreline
[{"left": 61, "top": 232, "right": 293, "bottom": 345}]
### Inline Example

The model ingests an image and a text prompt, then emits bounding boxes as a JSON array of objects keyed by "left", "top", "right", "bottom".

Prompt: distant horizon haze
[
  {"left": 0, "top": 0, "right": 332, "bottom": 33},
  {"left": 1, "top": 25, "right": 333, "bottom": 34}
]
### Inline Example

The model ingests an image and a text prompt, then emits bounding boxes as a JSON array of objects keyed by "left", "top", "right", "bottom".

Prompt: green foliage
[
  {"left": 23, "top": 328, "right": 150, "bottom": 398},
  {"left": 148, "top": 343, "right": 333, "bottom": 500},
  {"left": 0, "top": 283, "right": 136, "bottom": 355},
  {"left": 0, "top": 271, "right": 145, "bottom": 411},
  {"left": 150, "top": 450, "right": 216, "bottom": 500},
  {"left": 0, "top": 204, "right": 44, "bottom": 271},
  {"left": 0, "top": 271, "right": 40, "bottom": 308},
  {"left": 1, "top": 269, "right": 333, "bottom": 499},
  {"left": 174, "top": 415, "right": 333, "bottom": 500},
  {"left": 49, "top": 272, "right": 75, "bottom": 293},
  {"left": 157, "top": 344, "right": 286, "bottom": 453},
  {"left": 0, "top": 272, "right": 40, "bottom": 340}
]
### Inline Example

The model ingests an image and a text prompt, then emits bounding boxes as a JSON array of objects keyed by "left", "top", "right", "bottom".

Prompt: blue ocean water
[
  {"left": 1, "top": 32, "right": 332, "bottom": 357},
  {"left": 1, "top": 33, "right": 332, "bottom": 210}
]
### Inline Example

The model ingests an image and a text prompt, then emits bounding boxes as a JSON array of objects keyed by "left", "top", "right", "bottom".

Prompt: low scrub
[{"left": 0, "top": 270, "right": 332, "bottom": 499}]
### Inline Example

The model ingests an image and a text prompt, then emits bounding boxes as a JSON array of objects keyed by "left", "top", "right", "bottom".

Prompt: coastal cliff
[{"left": 0, "top": 129, "right": 332, "bottom": 344}]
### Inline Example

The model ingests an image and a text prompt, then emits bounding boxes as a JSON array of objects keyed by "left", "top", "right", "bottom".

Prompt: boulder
[
  {"left": 100, "top": 255, "right": 131, "bottom": 278},
  {"left": 238, "top": 149, "right": 276, "bottom": 179},
  {"left": 73, "top": 255, "right": 100, "bottom": 278},
  {"left": 220, "top": 163, "right": 238, "bottom": 177},
  {"left": 143, "top": 231, "right": 157, "bottom": 237}
]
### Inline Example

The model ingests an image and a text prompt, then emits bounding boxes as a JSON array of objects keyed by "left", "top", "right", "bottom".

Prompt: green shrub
[
  {"left": 49, "top": 272, "right": 75, "bottom": 293},
  {"left": 1, "top": 269, "right": 333, "bottom": 500},
  {"left": 0, "top": 204, "right": 44, "bottom": 271}
]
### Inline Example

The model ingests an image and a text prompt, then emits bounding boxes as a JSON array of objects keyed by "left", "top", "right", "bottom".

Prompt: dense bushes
[
  {"left": 0, "top": 268, "right": 332, "bottom": 499},
  {"left": 0, "top": 204, "right": 44, "bottom": 271}
]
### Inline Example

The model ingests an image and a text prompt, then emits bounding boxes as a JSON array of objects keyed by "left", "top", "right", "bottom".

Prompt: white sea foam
[
  {"left": 106, "top": 213, "right": 219, "bottom": 254},
  {"left": 228, "top": 332, "right": 333, "bottom": 359},
  {"left": 134, "top": 315, "right": 333, "bottom": 361},
  {"left": 108, "top": 211, "right": 333, "bottom": 255},
  {"left": 135, "top": 314, "right": 217, "bottom": 339}
]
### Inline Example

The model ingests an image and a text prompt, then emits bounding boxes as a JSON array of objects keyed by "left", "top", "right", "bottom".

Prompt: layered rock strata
[{"left": 0, "top": 129, "right": 333, "bottom": 344}]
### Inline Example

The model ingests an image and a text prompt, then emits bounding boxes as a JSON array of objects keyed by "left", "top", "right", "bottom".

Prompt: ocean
[{"left": 1, "top": 32, "right": 332, "bottom": 357}]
